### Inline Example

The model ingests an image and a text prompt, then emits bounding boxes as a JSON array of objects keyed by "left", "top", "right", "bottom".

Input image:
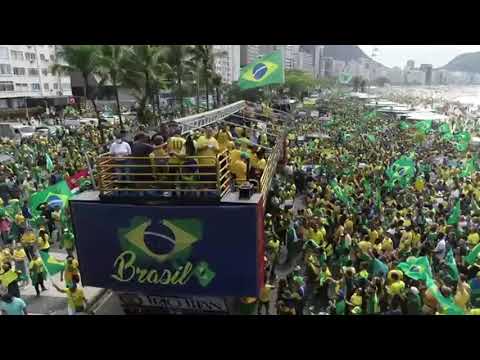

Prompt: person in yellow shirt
[
  {"left": 253, "top": 149, "right": 267, "bottom": 180},
  {"left": 387, "top": 271, "right": 405, "bottom": 297},
  {"left": 344, "top": 218, "right": 354, "bottom": 235},
  {"left": 216, "top": 126, "right": 234, "bottom": 152},
  {"left": 13, "top": 243, "right": 28, "bottom": 287},
  {"left": 29, "top": 253, "right": 47, "bottom": 296},
  {"left": 196, "top": 128, "right": 220, "bottom": 190},
  {"left": 257, "top": 283, "right": 275, "bottom": 315},
  {"left": 37, "top": 228, "right": 50, "bottom": 253},
  {"left": 468, "top": 232, "right": 480, "bottom": 247},
  {"left": 231, "top": 153, "right": 249, "bottom": 184},
  {"left": 454, "top": 274, "right": 471, "bottom": 311},
  {"left": 61, "top": 255, "right": 80, "bottom": 289},
  {"left": 53, "top": 280, "right": 87, "bottom": 315}
]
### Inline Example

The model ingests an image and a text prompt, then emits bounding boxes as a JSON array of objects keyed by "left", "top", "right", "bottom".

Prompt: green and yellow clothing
[
  {"left": 64, "top": 259, "right": 80, "bottom": 287},
  {"left": 468, "top": 233, "right": 480, "bottom": 247},
  {"left": 196, "top": 136, "right": 219, "bottom": 166},
  {"left": 21, "top": 231, "right": 36, "bottom": 246},
  {"left": 387, "top": 281, "right": 405, "bottom": 296},
  {"left": 231, "top": 159, "right": 247, "bottom": 182},
  {"left": 259, "top": 284, "right": 274, "bottom": 303},
  {"left": 167, "top": 136, "right": 186, "bottom": 155},
  {"left": 65, "top": 287, "right": 86, "bottom": 309},
  {"left": 29, "top": 258, "right": 46, "bottom": 285},
  {"left": 0, "top": 269, "right": 18, "bottom": 288},
  {"left": 38, "top": 234, "right": 50, "bottom": 251}
]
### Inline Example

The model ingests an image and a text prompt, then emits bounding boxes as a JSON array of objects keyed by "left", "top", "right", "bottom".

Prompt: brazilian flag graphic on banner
[
  {"left": 238, "top": 50, "right": 285, "bottom": 90},
  {"left": 118, "top": 217, "right": 202, "bottom": 265}
]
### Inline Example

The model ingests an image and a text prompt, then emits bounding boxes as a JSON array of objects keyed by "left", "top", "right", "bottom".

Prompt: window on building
[
  {"left": 0, "top": 64, "right": 12, "bottom": 75},
  {"left": 44, "top": 83, "right": 49, "bottom": 90},
  {"left": 61, "top": 83, "right": 70, "bottom": 90},
  {"left": 0, "top": 47, "right": 8, "bottom": 60},
  {"left": 31, "top": 83, "right": 40, "bottom": 91},
  {"left": 0, "top": 82, "right": 14, "bottom": 92},
  {"left": 15, "top": 83, "right": 28, "bottom": 91},
  {"left": 25, "top": 53, "right": 36, "bottom": 61},
  {"left": 50, "top": 54, "right": 55, "bottom": 62},
  {"left": 10, "top": 50, "right": 24, "bottom": 61},
  {"left": 28, "top": 68, "right": 39, "bottom": 76},
  {"left": 53, "top": 83, "right": 59, "bottom": 90},
  {"left": 41, "top": 68, "right": 48, "bottom": 76},
  {"left": 13, "top": 67, "right": 25, "bottom": 76},
  {"left": 40, "top": 54, "right": 47, "bottom": 61}
]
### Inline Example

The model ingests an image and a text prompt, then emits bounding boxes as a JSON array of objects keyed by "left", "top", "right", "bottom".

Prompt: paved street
[{"left": 16, "top": 249, "right": 104, "bottom": 315}]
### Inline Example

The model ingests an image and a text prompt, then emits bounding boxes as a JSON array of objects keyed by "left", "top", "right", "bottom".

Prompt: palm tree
[
  {"left": 51, "top": 45, "right": 105, "bottom": 143},
  {"left": 97, "top": 45, "right": 127, "bottom": 130},
  {"left": 165, "top": 45, "right": 194, "bottom": 117},
  {"left": 189, "top": 45, "right": 227, "bottom": 111},
  {"left": 121, "top": 45, "right": 169, "bottom": 124}
]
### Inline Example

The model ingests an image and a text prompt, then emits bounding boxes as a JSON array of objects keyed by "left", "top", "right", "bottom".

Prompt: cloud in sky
[{"left": 359, "top": 45, "right": 480, "bottom": 68}]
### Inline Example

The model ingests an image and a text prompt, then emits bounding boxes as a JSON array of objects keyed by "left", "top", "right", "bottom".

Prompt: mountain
[
  {"left": 442, "top": 52, "right": 480, "bottom": 73},
  {"left": 323, "top": 45, "right": 387, "bottom": 68}
]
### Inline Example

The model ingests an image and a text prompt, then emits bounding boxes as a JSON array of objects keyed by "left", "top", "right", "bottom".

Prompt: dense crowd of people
[
  {"left": 259, "top": 97, "right": 480, "bottom": 315},
  {"left": 0, "top": 121, "right": 112, "bottom": 315}
]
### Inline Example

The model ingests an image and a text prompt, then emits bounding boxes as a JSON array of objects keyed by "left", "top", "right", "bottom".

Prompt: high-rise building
[
  {"left": 322, "top": 57, "right": 335, "bottom": 78},
  {"left": 212, "top": 45, "right": 241, "bottom": 84},
  {"left": 284, "top": 45, "right": 300, "bottom": 70},
  {"left": 406, "top": 60, "right": 415, "bottom": 70},
  {"left": 387, "top": 67, "right": 404, "bottom": 84},
  {"left": 0, "top": 45, "right": 72, "bottom": 109},
  {"left": 295, "top": 51, "right": 314, "bottom": 74},
  {"left": 419, "top": 64, "right": 433, "bottom": 85},
  {"left": 300, "top": 45, "right": 325, "bottom": 78}
]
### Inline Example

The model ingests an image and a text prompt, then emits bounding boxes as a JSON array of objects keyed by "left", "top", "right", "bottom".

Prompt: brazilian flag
[
  {"left": 238, "top": 50, "right": 285, "bottom": 90},
  {"left": 39, "top": 251, "right": 65, "bottom": 276}
]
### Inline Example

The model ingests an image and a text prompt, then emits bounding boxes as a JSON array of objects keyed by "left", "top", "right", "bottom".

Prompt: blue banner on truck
[{"left": 70, "top": 202, "right": 262, "bottom": 296}]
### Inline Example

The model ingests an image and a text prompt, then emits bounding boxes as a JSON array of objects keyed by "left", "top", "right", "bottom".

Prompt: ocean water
[{"left": 376, "top": 85, "right": 480, "bottom": 108}]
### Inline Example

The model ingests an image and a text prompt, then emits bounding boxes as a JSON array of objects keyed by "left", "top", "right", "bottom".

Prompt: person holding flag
[{"left": 29, "top": 253, "right": 47, "bottom": 296}]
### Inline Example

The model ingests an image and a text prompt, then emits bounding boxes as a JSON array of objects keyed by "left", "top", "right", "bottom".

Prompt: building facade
[
  {"left": 212, "top": 45, "right": 241, "bottom": 84},
  {"left": 419, "top": 64, "right": 433, "bottom": 85},
  {"left": 0, "top": 45, "right": 72, "bottom": 109}
]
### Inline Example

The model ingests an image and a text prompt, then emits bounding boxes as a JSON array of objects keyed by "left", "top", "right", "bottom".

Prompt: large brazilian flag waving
[{"left": 238, "top": 50, "right": 285, "bottom": 90}]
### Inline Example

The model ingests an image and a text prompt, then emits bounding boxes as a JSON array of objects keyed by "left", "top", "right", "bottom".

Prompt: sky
[{"left": 359, "top": 45, "right": 480, "bottom": 69}]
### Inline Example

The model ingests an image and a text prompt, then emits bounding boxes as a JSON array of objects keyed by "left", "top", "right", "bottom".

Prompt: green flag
[
  {"left": 370, "top": 258, "right": 388, "bottom": 278},
  {"left": 385, "top": 156, "right": 416, "bottom": 189},
  {"left": 439, "top": 123, "right": 453, "bottom": 140},
  {"left": 426, "top": 277, "right": 464, "bottom": 315},
  {"left": 447, "top": 200, "right": 461, "bottom": 225},
  {"left": 400, "top": 121, "right": 410, "bottom": 130},
  {"left": 46, "top": 154, "right": 54, "bottom": 172},
  {"left": 238, "top": 50, "right": 285, "bottom": 90},
  {"left": 465, "top": 244, "right": 480, "bottom": 265},
  {"left": 445, "top": 249, "right": 459, "bottom": 281},
  {"left": 39, "top": 250, "right": 65, "bottom": 276},
  {"left": 362, "top": 179, "right": 372, "bottom": 198},
  {"left": 339, "top": 72, "right": 353, "bottom": 84},
  {"left": 415, "top": 120, "right": 432, "bottom": 134},
  {"left": 454, "top": 131, "right": 471, "bottom": 152},
  {"left": 367, "top": 134, "right": 376, "bottom": 143},
  {"left": 397, "top": 256, "right": 433, "bottom": 281},
  {"left": 460, "top": 158, "right": 478, "bottom": 178},
  {"left": 330, "top": 179, "right": 353, "bottom": 208},
  {"left": 29, "top": 180, "right": 72, "bottom": 216}
]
